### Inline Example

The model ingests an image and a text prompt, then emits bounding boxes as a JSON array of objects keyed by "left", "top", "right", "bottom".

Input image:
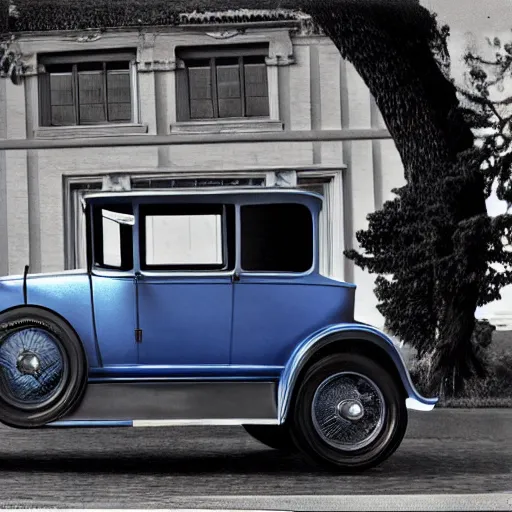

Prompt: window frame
[
  {"left": 239, "top": 202, "right": 315, "bottom": 275},
  {"left": 176, "top": 44, "right": 271, "bottom": 123},
  {"left": 90, "top": 202, "right": 135, "bottom": 272},
  {"left": 138, "top": 203, "right": 235, "bottom": 272},
  {"left": 38, "top": 50, "right": 138, "bottom": 128}
]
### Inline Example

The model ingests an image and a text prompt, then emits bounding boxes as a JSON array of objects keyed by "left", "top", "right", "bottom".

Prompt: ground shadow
[{"left": 0, "top": 446, "right": 508, "bottom": 481}]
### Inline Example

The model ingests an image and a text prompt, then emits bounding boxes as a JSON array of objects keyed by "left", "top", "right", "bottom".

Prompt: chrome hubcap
[
  {"left": 0, "top": 328, "right": 67, "bottom": 409},
  {"left": 312, "top": 372, "right": 386, "bottom": 451},
  {"left": 16, "top": 351, "right": 41, "bottom": 375},
  {"left": 337, "top": 399, "right": 365, "bottom": 421}
]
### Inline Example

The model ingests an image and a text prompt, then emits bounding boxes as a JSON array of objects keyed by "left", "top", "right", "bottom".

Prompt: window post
[{"left": 264, "top": 57, "right": 280, "bottom": 122}]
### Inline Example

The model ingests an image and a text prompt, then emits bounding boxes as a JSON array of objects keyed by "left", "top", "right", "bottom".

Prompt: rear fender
[{"left": 278, "top": 323, "right": 438, "bottom": 423}]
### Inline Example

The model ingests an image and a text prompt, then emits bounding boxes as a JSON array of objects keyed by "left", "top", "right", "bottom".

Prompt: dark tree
[
  {"left": 458, "top": 38, "right": 512, "bottom": 308},
  {"left": 306, "top": 0, "right": 491, "bottom": 397},
  {"left": 0, "top": 0, "right": 490, "bottom": 395}
]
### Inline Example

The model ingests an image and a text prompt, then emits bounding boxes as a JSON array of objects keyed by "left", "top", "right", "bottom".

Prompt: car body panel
[
  {"left": 231, "top": 274, "right": 356, "bottom": 366},
  {"left": 0, "top": 270, "right": 99, "bottom": 367},
  {"left": 90, "top": 273, "right": 137, "bottom": 366},
  {"left": 136, "top": 275, "right": 233, "bottom": 365},
  {"left": 0, "top": 275, "right": 24, "bottom": 311},
  {"left": 51, "top": 381, "right": 278, "bottom": 425}
]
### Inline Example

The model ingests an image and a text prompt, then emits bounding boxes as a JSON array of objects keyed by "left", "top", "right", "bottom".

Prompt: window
[
  {"left": 91, "top": 203, "right": 134, "bottom": 271},
  {"left": 139, "top": 204, "right": 235, "bottom": 271},
  {"left": 176, "top": 45, "right": 270, "bottom": 121},
  {"left": 39, "top": 51, "right": 136, "bottom": 126},
  {"left": 131, "top": 176, "right": 265, "bottom": 189},
  {"left": 241, "top": 203, "right": 314, "bottom": 273}
]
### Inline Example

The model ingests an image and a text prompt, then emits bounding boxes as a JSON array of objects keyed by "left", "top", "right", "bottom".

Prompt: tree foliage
[
  {"left": 458, "top": 38, "right": 512, "bottom": 305},
  {"left": 0, "top": 36, "right": 25, "bottom": 84}
]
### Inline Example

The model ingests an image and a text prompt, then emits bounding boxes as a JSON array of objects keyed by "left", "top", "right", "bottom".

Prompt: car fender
[{"left": 277, "top": 323, "right": 438, "bottom": 423}]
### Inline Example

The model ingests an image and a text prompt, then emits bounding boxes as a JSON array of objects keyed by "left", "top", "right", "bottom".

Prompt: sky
[
  {"left": 422, "top": 0, "right": 512, "bottom": 35},
  {"left": 419, "top": 1, "right": 512, "bottom": 217},
  {"left": 421, "top": 0, "right": 512, "bottom": 85}
]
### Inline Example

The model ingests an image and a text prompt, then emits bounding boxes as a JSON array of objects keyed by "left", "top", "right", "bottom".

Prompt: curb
[{"left": 3, "top": 495, "right": 512, "bottom": 511}]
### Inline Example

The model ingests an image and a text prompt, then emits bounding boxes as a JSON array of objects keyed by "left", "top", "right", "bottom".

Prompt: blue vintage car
[{"left": 0, "top": 188, "right": 436, "bottom": 471}]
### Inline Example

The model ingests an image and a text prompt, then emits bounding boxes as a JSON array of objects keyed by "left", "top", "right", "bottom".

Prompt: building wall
[{"left": 0, "top": 25, "right": 407, "bottom": 329}]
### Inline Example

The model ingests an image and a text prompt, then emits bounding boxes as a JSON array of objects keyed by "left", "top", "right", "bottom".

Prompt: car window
[
  {"left": 92, "top": 203, "right": 134, "bottom": 271},
  {"left": 139, "top": 203, "right": 235, "bottom": 271},
  {"left": 146, "top": 213, "right": 222, "bottom": 266},
  {"left": 240, "top": 203, "right": 313, "bottom": 273}
]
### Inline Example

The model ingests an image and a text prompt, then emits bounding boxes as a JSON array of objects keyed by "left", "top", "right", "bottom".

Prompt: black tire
[
  {"left": 243, "top": 424, "right": 296, "bottom": 452},
  {"left": 289, "top": 352, "right": 407, "bottom": 472},
  {"left": 0, "top": 307, "right": 88, "bottom": 428}
]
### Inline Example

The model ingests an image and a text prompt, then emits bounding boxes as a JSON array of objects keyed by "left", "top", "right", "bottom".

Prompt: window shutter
[
  {"left": 39, "top": 72, "right": 52, "bottom": 126},
  {"left": 107, "top": 68, "right": 131, "bottom": 122},
  {"left": 175, "top": 68, "right": 190, "bottom": 122},
  {"left": 78, "top": 68, "right": 106, "bottom": 124},
  {"left": 49, "top": 71, "right": 75, "bottom": 126},
  {"left": 216, "top": 59, "right": 242, "bottom": 118},
  {"left": 188, "top": 65, "right": 214, "bottom": 119},
  {"left": 244, "top": 62, "right": 269, "bottom": 117}
]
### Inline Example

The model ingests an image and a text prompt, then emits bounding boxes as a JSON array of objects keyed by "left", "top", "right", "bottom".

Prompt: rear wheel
[
  {"left": 289, "top": 353, "right": 407, "bottom": 472},
  {"left": 0, "top": 307, "right": 88, "bottom": 428},
  {"left": 243, "top": 424, "right": 295, "bottom": 452}
]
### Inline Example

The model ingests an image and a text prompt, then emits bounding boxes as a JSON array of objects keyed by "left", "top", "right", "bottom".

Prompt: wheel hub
[
  {"left": 337, "top": 399, "right": 364, "bottom": 421},
  {"left": 311, "top": 371, "right": 386, "bottom": 451},
  {"left": 0, "top": 327, "right": 66, "bottom": 409},
  {"left": 16, "top": 351, "right": 41, "bottom": 375}
]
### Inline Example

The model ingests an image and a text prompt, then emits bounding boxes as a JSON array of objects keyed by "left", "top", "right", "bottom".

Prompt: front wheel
[
  {"left": 0, "top": 307, "right": 88, "bottom": 428},
  {"left": 289, "top": 353, "right": 407, "bottom": 472}
]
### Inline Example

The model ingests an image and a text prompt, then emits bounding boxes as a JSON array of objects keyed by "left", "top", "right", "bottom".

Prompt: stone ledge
[
  {"left": 170, "top": 119, "right": 284, "bottom": 134},
  {"left": 34, "top": 123, "right": 149, "bottom": 139}
]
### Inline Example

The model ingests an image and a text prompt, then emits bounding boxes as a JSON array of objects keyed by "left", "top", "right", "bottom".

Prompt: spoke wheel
[
  {"left": 0, "top": 328, "right": 68, "bottom": 410},
  {"left": 290, "top": 352, "right": 407, "bottom": 472},
  {"left": 311, "top": 372, "right": 386, "bottom": 452},
  {"left": 0, "top": 307, "right": 88, "bottom": 428}
]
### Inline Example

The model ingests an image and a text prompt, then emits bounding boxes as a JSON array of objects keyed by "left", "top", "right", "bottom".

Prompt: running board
[{"left": 48, "top": 381, "right": 278, "bottom": 427}]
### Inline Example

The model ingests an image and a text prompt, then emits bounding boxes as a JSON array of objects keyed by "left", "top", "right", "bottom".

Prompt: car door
[
  {"left": 89, "top": 202, "right": 139, "bottom": 368},
  {"left": 231, "top": 201, "right": 337, "bottom": 368},
  {"left": 135, "top": 201, "right": 235, "bottom": 368}
]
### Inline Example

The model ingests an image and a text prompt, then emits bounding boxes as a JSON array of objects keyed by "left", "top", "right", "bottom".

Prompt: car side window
[
  {"left": 240, "top": 203, "right": 313, "bottom": 273},
  {"left": 92, "top": 203, "right": 134, "bottom": 271},
  {"left": 139, "top": 203, "right": 235, "bottom": 271}
]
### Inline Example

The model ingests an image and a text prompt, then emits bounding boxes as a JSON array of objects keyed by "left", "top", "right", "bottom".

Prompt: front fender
[
  {"left": 0, "top": 277, "right": 24, "bottom": 312},
  {"left": 277, "top": 323, "right": 438, "bottom": 423}
]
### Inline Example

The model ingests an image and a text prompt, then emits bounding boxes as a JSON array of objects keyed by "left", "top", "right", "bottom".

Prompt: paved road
[{"left": 0, "top": 409, "right": 510, "bottom": 508}]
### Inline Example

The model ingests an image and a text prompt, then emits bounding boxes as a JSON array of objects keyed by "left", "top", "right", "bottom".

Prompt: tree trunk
[{"left": 299, "top": 0, "right": 488, "bottom": 391}]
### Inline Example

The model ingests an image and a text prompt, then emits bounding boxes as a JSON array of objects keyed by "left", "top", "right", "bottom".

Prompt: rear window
[{"left": 240, "top": 203, "right": 313, "bottom": 273}]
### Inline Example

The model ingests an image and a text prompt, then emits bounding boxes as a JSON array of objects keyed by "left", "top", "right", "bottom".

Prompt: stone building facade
[{"left": 2, "top": 7, "right": 509, "bottom": 330}]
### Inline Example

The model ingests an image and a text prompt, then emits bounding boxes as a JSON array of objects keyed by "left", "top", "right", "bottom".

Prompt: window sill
[
  {"left": 170, "top": 119, "right": 284, "bottom": 135},
  {"left": 34, "top": 124, "right": 149, "bottom": 139}
]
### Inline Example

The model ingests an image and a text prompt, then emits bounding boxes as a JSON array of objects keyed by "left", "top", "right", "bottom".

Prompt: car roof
[{"left": 83, "top": 187, "right": 324, "bottom": 204}]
